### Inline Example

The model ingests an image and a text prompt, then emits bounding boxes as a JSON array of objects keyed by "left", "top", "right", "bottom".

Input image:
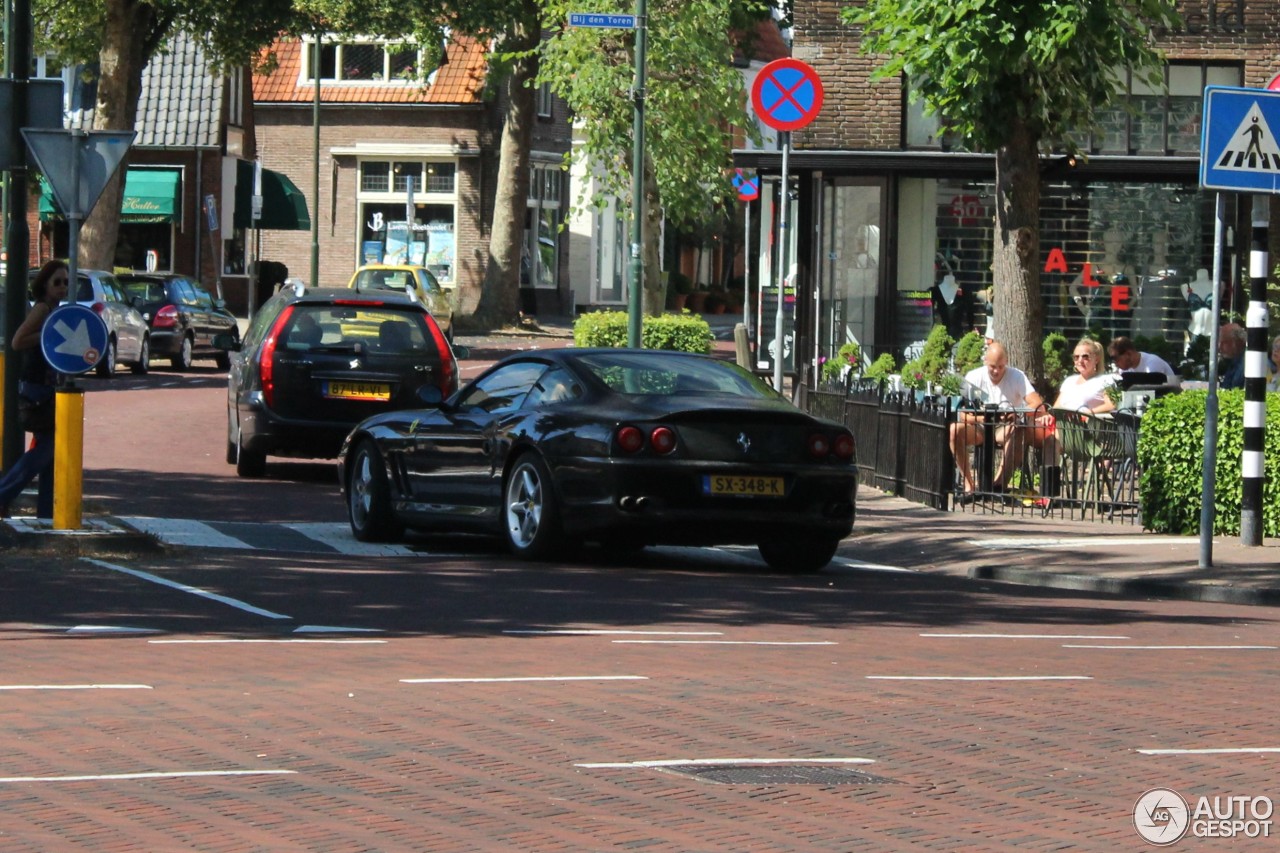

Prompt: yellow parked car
[{"left": 346, "top": 264, "right": 454, "bottom": 342}]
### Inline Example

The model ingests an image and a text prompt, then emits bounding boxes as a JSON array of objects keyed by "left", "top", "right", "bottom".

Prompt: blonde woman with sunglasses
[{"left": 1052, "top": 338, "right": 1118, "bottom": 416}]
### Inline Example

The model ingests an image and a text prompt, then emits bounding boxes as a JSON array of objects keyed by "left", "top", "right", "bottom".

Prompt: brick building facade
[{"left": 737, "top": 0, "right": 1280, "bottom": 384}]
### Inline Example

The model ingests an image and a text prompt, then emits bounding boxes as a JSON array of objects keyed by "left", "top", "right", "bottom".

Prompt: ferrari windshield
[{"left": 575, "top": 351, "right": 777, "bottom": 399}]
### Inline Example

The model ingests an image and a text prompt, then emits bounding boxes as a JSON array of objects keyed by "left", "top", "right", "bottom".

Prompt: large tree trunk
[
  {"left": 992, "top": 121, "right": 1047, "bottom": 393},
  {"left": 641, "top": 153, "right": 664, "bottom": 316},
  {"left": 473, "top": 0, "right": 539, "bottom": 328},
  {"left": 80, "top": 0, "right": 156, "bottom": 270}
]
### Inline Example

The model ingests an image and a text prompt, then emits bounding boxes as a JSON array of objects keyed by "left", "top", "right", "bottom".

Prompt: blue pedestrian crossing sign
[
  {"left": 40, "top": 303, "right": 109, "bottom": 375},
  {"left": 1200, "top": 86, "right": 1280, "bottom": 193}
]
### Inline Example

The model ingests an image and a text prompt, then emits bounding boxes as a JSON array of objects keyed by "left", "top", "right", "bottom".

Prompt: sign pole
[
  {"left": 1242, "top": 196, "right": 1269, "bottom": 545},
  {"left": 626, "top": 0, "right": 647, "bottom": 348},
  {"left": 773, "top": 133, "right": 789, "bottom": 392},
  {"left": 1199, "top": 192, "right": 1226, "bottom": 568},
  {"left": 743, "top": 196, "right": 751, "bottom": 334}
]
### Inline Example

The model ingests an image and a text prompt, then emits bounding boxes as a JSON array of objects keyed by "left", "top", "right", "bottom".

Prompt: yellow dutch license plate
[
  {"left": 703, "top": 474, "right": 785, "bottom": 497},
  {"left": 324, "top": 381, "right": 391, "bottom": 401}
]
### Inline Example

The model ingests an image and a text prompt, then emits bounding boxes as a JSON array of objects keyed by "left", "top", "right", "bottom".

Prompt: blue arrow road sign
[
  {"left": 1200, "top": 86, "right": 1280, "bottom": 193},
  {"left": 568, "top": 13, "right": 636, "bottom": 28},
  {"left": 41, "top": 303, "right": 109, "bottom": 375}
]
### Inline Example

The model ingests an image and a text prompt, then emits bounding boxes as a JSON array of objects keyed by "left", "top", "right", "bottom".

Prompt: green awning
[
  {"left": 234, "top": 160, "right": 311, "bottom": 231},
  {"left": 38, "top": 168, "right": 180, "bottom": 223}
]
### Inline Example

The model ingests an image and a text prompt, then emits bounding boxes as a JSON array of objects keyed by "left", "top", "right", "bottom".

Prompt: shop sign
[{"left": 1043, "top": 247, "right": 1132, "bottom": 313}]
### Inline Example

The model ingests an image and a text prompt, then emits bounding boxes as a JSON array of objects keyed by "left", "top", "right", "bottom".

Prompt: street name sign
[
  {"left": 41, "top": 303, "right": 108, "bottom": 375},
  {"left": 1200, "top": 85, "right": 1280, "bottom": 193},
  {"left": 568, "top": 13, "right": 636, "bottom": 28}
]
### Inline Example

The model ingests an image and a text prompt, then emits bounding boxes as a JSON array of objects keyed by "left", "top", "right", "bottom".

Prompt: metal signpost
[
  {"left": 40, "top": 303, "right": 108, "bottom": 530},
  {"left": 1198, "top": 85, "right": 1280, "bottom": 558},
  {"left": 751, "top": 58, "right": 824, "bottom": 391},
  {"left": 21, "top": 128, "right": 132, "bottom": 529},
  {"left": 569, "top": 9, "right": 644, "bottom": 346},
  {"left": 733, "top": 169, "right": 759, "bottom": 336}
]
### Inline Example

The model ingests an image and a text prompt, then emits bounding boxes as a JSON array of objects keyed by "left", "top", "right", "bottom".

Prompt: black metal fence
[{"left": 805, "top": 381, "right": 1141, "bottom": 524}]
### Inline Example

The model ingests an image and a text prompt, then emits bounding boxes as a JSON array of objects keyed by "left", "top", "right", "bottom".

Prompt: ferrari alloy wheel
[
  {"left": 348, "top": 440, "right": 404, "bottom": 543},
  {"left": 504, "top": 454, "right": 561, "bottom": 559},
  {"left": 758, "top": 536, "right": 841, "bottom": 573}
]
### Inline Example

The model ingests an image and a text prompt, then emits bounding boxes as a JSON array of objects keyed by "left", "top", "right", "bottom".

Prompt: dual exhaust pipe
[{"left": 618, "top": 495, "right": 652, "bottom": 512}]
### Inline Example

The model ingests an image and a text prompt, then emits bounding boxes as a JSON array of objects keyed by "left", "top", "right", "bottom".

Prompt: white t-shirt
[
  {"left": 963, "top": 365, "right": 1035, "bottom": 409},
  {"left": 1056, "top": 373, "right": 1117, "bottom": 412},
  {"left": 1129, "top": 351, "right": 1180, "bottom": 387}
]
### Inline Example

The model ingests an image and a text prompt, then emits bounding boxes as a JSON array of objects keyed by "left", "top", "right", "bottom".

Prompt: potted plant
[
  {"left": 666, "top": 272, "right": 693, "bottom": 311},
  {"left": 687, "top": 285, "right": 709, "bottom": 313}
]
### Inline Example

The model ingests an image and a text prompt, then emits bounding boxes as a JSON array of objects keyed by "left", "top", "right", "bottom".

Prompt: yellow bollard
[{"left": 53, "top": 384, "right": 84, "bottom": 530}]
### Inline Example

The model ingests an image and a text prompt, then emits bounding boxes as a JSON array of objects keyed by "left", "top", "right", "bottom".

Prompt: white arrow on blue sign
[
  {"left": 41, "top": 303, "right": 109, "bottom": 375},
  {"left": 1200, "top": 85, "right": 1280, "bottom": 193},
  {"left": 568, "top": 12, "right": 636, "bottom": 28}
]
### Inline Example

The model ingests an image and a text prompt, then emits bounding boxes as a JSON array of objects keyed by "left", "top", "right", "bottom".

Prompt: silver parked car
[{"left": 30, "top": 267, "right": 151, "bottom": 376}]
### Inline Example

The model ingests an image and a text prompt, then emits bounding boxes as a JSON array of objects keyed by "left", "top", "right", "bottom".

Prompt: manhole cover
[{"left": 672, "top": 765, "right": 898, "bottom": 786}]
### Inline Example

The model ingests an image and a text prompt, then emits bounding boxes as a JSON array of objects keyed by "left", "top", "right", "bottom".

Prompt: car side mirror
[
  {"left": 211, "top": 333, "right": 241, "bottom": 352},
  {"left": 451, "top": 344, "right": 470, "bottom": 360}
]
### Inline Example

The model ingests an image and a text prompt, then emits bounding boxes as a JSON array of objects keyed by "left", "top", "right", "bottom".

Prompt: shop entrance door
[{"left": 816, "top": 178, "right": 885, "bottom": 378}]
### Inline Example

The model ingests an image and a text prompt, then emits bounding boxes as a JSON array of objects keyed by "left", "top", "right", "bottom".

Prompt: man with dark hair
[{"left": 1107, "top": 336, "right": 1179, "bottom": 387}]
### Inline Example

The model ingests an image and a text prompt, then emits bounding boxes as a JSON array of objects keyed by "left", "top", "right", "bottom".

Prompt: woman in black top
[{"left": 0, "top": 259, "right": 68, "bottom": 517}]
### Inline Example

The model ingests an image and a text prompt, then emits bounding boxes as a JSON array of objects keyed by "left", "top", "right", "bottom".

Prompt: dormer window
[{"left": 302, "top": 38, "right": 437, "bottom": 84}]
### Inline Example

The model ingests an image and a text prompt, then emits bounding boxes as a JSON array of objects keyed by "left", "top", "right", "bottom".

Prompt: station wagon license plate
[
  {"left": 703, "top": 474, "right": 784, "bottom": 497},
  {"left": 324, "top": 381, "right": 390, "bottom": 401}
]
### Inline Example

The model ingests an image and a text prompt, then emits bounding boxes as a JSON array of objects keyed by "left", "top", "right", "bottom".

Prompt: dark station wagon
[{"left": 217, "top": 284, "right": 460, "bottom": 477}]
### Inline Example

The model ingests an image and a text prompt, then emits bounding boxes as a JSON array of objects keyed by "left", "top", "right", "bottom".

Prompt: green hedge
[
  {"left": 573, "top": 310, "right": 713, "bottom": 354},
  {"left": 1138, "top": 390, "right": 1280, "bottom": 537}
]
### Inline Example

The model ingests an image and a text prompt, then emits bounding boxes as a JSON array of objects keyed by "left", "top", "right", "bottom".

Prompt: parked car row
[{"left": 26, "top": 268, "right": 238, "bottom": 375}]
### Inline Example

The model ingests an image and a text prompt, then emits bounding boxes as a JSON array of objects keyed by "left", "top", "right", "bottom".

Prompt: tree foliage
[
  {"left": 841, "top": 0, "right": 1179, "bottom": 387},
  {"left": 538, "top": 0, "right": 768, "bottom": 313}
]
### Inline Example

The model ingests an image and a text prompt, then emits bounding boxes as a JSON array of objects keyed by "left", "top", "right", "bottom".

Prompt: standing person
[
  {"left": 1266, "top": 334, "right": 1280, "bottom": 394},
  {"left": 0, "top": 260, "right": 67, "bottom": 518},
  {"left": 1107, "top": 336, "right": 1180, "bottom": 388},
  {"left": 950, "top": 340, "right": 1046, "bottom": 499}
]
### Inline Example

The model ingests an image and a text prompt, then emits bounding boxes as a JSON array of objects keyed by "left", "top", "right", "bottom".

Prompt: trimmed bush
[
  {"left": 573, "top": 310, "right": 713, "bottom": 354},
  {"left": 1138, "top": 390, "right": 1280, "bottom": 537},
  {"left": 953, "top": 331, "right": 985, "bottom": 376},
  {"left": 864, "top": 352, "right": 897, "bottom": 382}
]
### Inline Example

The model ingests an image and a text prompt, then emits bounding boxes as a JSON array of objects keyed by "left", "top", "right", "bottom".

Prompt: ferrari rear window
[{"left": 577, "top": 353, "right": 774, "bottom": 399}]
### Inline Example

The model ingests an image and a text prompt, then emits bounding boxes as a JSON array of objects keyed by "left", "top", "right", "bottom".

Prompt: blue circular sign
[
  {"left": 41, "top": 303, "right": 109, "bottom": 375},
  {"left": 733, "top": 169, "right": 760, "bottom": 202},
  {"left": 751, "top": 58, "right": 825, "bottom": 132}
]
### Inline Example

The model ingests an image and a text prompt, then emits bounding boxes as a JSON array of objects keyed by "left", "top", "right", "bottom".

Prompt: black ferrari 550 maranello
[{"left": 337, "top": 348, "right": 858, "bottom": 572}]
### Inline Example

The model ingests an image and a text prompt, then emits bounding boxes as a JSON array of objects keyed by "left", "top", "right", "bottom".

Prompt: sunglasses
[{"left": 1073, "top": 354, "right": 1093, "bottom": 361}]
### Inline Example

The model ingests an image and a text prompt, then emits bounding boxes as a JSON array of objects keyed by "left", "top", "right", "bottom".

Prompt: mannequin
[
  {"left": 931, "top": 273, "right": 973, "bottom": 338},
  {"left": 1186, "top": 269, "right": 1214, "bottom": 338}
]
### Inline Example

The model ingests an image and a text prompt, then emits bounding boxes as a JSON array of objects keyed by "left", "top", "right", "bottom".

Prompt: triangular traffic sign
[
  {"left": 21, "top": 129, "right": 136, "bottom": 219},
  {"left": 1214, "top": 103, "right": 1280, "bottom": 172}
]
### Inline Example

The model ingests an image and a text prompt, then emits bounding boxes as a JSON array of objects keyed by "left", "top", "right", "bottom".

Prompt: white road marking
[
  {"left": 149, "top": 639, "right": 386, "bottom": 644},
  {"left": 83, "top": 558, "right": 290, "bottom": 620},
  {"left": 867, "top": 675, "right": 1091, "bottom": 681},
  {"left": 401, "top": 675, "right": 648, "bottom": 684},
  {"left": 1063, "top": 644, "right": 1276, "bottom": 650},
  {"left": 0, "top": 684, "right": 151, "bottom": 691},
  {"left": 1138, "top": 748, "right": 1280, "bottom": 755},
  {"left": 284, "top": 522, "right": 425, "bottom": 556},
  {"left": 118, "top": 517, "right": 248, "bottom": 549},
  {"left": 503, "top": 629, "right": 724, "bottom": 636},
  {"left": 66, "top": 625, "right": 163, "bottom": 635},
  {"left": 923, "top": 633, "right": 1130, "bottom": 639},
  {"left": 575, "top": 757, "right": 876, "bottom": 769},
  {"left": 0, "top": 769, "right": 296, "bottom": 784},
  {"left": 970, "top": 536, "right": 1187, "bottom": 550}
]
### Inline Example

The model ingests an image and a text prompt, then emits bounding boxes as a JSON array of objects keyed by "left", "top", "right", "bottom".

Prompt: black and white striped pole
[{"left": 1242, "top": 197, "right": 1269, "bottom": 546}]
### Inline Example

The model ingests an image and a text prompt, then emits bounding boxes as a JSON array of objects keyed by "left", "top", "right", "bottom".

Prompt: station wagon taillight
[
  {"left": 423, "top": 316, "right": 455, "bottom": 395},
  {"left": 259, "top": 306, "right": 294, "bottom": 408},
  {"left": 153, "top": 304, "right": 180, "bottom": 328},
  {"left": 90, "top": 302, "right": 106, "bottom": 315}
]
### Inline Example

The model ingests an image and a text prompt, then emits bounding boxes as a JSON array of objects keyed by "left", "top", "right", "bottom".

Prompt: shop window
[
  {"left": 114, "top": 223, "right": 173, "bottom": 271},
  {"left": 223, "top": 228, "right": 247, "bottom": 275}
]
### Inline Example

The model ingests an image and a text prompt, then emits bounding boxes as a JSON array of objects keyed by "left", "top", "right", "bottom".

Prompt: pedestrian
[
  {"left": 1267, "top": 334, "right": 1280, "bottom": 394},
  {"left": 0, "top": 259, "right": 67, "bottom": 518}
]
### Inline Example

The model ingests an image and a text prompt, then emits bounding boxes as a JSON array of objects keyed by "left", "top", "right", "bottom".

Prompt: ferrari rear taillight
[
  {"left": 153, "top": 305, "right": 180, "bottom": 328},
  {"left": 806, "top": 433, "right": 831, "bottom": 459},
  {"left": 650, "top": 426, "right": 677, "bottom": 455},
  {"left": 833, "top": 432, "right": 855, "bottom": 461},
  {"left": 260, "top": 306, "right": 294, "bottom": 409},
  {"left": 616, "top": 425, "right": 645, "bottom": 453}
]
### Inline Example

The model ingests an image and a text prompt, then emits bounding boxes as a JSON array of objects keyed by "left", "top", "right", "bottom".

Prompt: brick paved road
[{"left": 2, "top": 545, "right": 1277, "bottom": 851}]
